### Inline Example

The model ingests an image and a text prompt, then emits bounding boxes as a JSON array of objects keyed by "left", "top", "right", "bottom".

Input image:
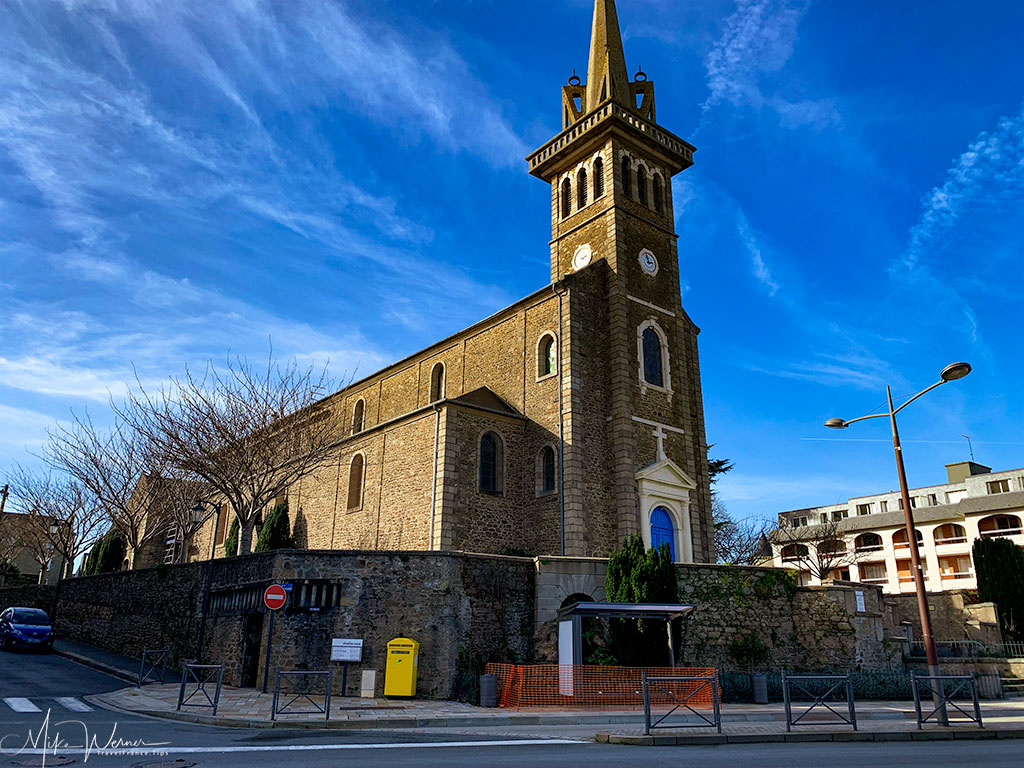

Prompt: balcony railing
[
  {"left": 980, "top": 528, "right": 1023, "bottom": 538},
  {"left": 860, "top": 576, "right": 888, "bottom": 585},
  {"left": 939, "top": 571, "right": 973, "bottom": 580},
  {"left": 934, "top": 536, "right": 968, "bottom": 545},
  {"left": 854, "top": 545, "right": 884, "bottom": 554}
]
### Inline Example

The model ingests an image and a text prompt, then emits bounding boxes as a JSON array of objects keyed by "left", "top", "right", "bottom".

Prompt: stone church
[{"left": 200, "top": 0, "right": 714, "bottom": 565}]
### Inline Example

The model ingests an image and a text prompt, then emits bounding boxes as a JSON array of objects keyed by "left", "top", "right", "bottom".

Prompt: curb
[
  {"left": 54, "top": 648, "right": 138, "bottom": 684},
  {"left": 595, "top": 728, "right": 1024, "bottom": 746}
]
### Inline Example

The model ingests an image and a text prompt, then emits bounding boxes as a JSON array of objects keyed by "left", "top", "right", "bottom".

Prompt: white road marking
[
  {"left": 55, "top": 697, "right": 93, "bottom": 712},
  {"left": 11, "top": 738, "right": 585, "bottom": 756},
  {"left": 3, "top": 698, "right": 41, "bottom": 713}
]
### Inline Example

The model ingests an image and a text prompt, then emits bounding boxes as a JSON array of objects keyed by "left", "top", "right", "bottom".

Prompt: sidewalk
[{"left": 54, "top": 638, "right": 181, "bottom": 685}]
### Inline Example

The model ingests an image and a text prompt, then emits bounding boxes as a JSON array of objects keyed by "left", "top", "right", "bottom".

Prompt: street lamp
[
  {"left": 193, "top": 500, "right": 223, "bottom": 663},
  {"left": 826, "top": 361, "right": 971, "bottom": 724}
]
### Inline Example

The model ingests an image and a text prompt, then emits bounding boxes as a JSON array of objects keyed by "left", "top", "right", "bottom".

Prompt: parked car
[{"left": 0, "top": 607, "right": 54, "bottom": 651}]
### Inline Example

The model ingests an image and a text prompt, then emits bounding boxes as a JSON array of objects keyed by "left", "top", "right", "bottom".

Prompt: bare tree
[
  {"left": 770, "top": 517, "right": 861, "bottom": 581},
  {"left": 45, "top": 413, "right": 173, "bottom": 567},
  {"left": 133, "top": 472, "right": 211, "bottom": 564},
  {"left": 9, "top": 468, "right": 109, "bottom": 580},
  {"left": 714, "top": 500, "right": 772, "bottom": 565},
  {"left": 121, "top": 355, "right": 346, "bottom": 555}
]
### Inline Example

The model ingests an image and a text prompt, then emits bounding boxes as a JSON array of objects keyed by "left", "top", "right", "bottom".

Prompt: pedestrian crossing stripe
[
  {"left": 3, "top": 698, "right": 41, "bottom": 713},
  {"left": 55, "top": 697, "right": 93, "bottom": 712},
  {"left": 2, "top": 697, "right": 92, "bottom": 713}
]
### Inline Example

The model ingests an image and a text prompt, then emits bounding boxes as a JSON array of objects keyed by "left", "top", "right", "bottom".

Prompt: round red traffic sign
[{"left": 263, "top": 584, "right": 287, "bottom": 611}]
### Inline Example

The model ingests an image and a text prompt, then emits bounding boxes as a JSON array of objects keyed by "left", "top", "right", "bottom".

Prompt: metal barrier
[
  {"left": 912, "top": 674, "right": 983, "bottom": 728},
  {"left": 782, "top": 672, "right": 857, "bottom": 731},
  {"left": 642, "top": 672, "right": 721, "bottom": 735},
  {"left": 138, "top": 648, "right": 170, "bottom": 687},
  {"left": 272, "top": 669, "right": 333, "bottom": 721},
  {"left": 176, "top": 662, "right": 224, "bottom": 716}
]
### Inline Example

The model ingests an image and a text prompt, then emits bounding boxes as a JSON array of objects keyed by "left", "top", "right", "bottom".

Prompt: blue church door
[{"left": 650, "top": 506, "right": 676, "bottom": 561}]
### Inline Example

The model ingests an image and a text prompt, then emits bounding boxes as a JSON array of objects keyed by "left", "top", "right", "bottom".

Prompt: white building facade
[{"left": 772, "top": 462, "right": 1024, "bottom": 595}]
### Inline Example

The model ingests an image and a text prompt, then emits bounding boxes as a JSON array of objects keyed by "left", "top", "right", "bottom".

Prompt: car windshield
[{"left": 11, "top": 609, "right": 51, "bottom": 626}]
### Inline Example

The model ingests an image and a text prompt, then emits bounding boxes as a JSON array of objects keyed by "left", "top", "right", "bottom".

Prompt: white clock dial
[
  {"left": 639, "top": 249, "right": 658, "bottom": 275},
  {"left": 572, "top": 244, "right": 593, "bottom": 271}
]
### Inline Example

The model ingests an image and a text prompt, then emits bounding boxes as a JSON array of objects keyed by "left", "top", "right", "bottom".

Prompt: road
[{"left": 1, "top": 648, "right": 1022, "bottom": 767}]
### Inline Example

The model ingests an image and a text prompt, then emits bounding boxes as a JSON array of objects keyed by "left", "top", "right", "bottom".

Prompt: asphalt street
[{"left": 1, "top": 648, "right": 1022, "bottom": 767}]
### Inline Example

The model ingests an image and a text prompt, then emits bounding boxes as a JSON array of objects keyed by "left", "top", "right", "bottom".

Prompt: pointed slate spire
[{"left": 586, "top": 0, "right": 631, "bottom": 109}]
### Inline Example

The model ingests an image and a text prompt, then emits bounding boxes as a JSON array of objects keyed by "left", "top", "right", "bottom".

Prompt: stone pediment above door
[{"left": 634, "top": 459, "right": 697, "bottom": 500}]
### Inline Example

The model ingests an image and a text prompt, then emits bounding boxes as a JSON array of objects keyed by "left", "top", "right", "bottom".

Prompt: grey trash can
[
  {"left": 751, "top": 673, "right": 769, "bottom": 704},
  {"left": 480, "top": 674, "right": 498, "bottom": 708}
]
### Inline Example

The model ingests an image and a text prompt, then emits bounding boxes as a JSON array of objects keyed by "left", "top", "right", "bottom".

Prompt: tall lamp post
[
  {"left": 193, "top": 501, "right": 222, "bottom": 663},
  {"left": 825, "top": 361, "right": 971, "bottom": 723}
]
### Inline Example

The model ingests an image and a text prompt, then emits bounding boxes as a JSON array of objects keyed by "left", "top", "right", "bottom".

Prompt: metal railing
[
  {"left": 908, "top": 640, "right": 1024, "bottom": 659},
  {"left": 641, "top": 672, "right": 721, "bottom": 735},
  {"left": 782, "top": 672, "right": 857, "bottom": 731},
  {"left": 138, "top": 648, "right": 170, "bottom": 687},
  {"left": 177, "top": 662, "right": 224, "bottom": 716},
  {"left": 271, "top": 669, "right": 333, "bottom": 722},
  {"left": 912, "top": 674, "right": 982, "bottom": 728}
]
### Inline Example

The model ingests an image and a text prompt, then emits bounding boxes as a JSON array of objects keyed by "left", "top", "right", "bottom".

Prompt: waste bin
[
  {"left": 751, "top": 673, "right": 769, "bottom": 704},
  {"left": 480, "top": 673, "right": 497, "bottom": 708},
  {"left": 384, "top": 637, "right": 420, "bottom": 697}
]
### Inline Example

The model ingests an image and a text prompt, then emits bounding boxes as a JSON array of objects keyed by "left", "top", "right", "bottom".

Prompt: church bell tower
[{"left": 526, "top": 0, "right": 713, "bottom": 562}]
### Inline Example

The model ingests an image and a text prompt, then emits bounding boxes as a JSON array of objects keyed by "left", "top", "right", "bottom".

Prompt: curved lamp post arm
[{"left": 892, "top": 379, "right": 945, "bottom": 416}]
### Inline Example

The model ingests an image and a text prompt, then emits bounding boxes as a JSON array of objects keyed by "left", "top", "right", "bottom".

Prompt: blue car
[{"left": 0, "top": 607, "right": 54, "bottom": 651}]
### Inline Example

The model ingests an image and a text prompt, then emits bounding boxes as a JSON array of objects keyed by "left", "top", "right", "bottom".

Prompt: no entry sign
[{"left": 263, "top": 584, "right": 288, "bottom": 611}]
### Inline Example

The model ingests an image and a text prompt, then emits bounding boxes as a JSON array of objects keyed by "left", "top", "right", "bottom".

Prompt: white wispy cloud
[{"left": 702, "top": 0, "right": 837, "bottom": 129}]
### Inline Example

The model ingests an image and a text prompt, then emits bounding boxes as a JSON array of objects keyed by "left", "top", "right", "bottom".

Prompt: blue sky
[{"left": 1, "top": 0, "right": 1022, "bottom": 526}]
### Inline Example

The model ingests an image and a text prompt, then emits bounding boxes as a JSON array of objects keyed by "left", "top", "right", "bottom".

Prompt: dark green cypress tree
[
  {"left": 604, "top": 534, "right": 680, "bottom": 666},
  {"left": 224, "top": 517, "right": 240, "bottom": 557},
  {"left": 973, "top": 537, "right": 1024, "bottom": 641},
  {"left": 254, "top": 503, "right": 293, "bottom": 553}
]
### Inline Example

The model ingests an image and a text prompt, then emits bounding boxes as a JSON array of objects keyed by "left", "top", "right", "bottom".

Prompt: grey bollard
[
  {"left": 480, "top": 674, "right": 498, "bottom": 708},
  {"left": 751, "top": 673, "right": 769, "bottom": 704}
]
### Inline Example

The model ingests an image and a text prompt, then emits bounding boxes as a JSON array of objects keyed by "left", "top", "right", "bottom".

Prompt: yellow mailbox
[{"left": 384, "top": 637, "right": 420, "bottom": 697}]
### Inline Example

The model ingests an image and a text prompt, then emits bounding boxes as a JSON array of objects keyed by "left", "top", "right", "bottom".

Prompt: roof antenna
[{"left": 962, "top": 434, "right": 975, "bottom": 463}]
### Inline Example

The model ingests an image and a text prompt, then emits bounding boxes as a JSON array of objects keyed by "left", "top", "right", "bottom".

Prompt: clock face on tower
[
  {"left": 639, "top": 249, "right": 659, "bottom": 276},
  {"left": 572, "top": 244, "right": 593, "bottom": 271}
]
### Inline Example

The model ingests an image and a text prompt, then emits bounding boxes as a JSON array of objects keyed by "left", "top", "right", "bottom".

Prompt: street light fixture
[
  {"left": 824, "top": 362, "right": 971, "bottom": 725},
  {"left": 193, "top": 500, "right": 223, "bottom": 662}
]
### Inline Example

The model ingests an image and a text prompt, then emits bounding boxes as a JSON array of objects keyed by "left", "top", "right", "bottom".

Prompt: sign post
[
  {"left": 262, "top": 584, "right": 288, "bottom": 693},
  {"left": 330, "top": 638, "right": 363, "bottom": 697}
]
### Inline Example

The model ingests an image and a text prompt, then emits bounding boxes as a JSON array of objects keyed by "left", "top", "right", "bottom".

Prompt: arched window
[
  {"left": 351, "top": 399, "right": 365, "bottom": 435},
  {"left": 538, "top": 446, "right": 556, "bottom": 495},
  {"left": 979, "top": 514, "right": 1023, "bottom": 537},
  {"left": 537, "top": 334, "right": 556, "bottom": 378},
  {"left": 637, "top": 165, "right": 648, "bottom": 206},
  {"left": 650, "top": 506, "right": 675, "bottom": 561},
  {"left": 893, "top": 528, "right": 924, "bottom": 549},
  {"left": 854, "top": 533, "right": 884, "bottom": 552},
  {"left": 621, "top": 156, "right": 632, "bottom": 198},
  {"left": 818, "top": 539, "right": 847, "bottom": 556},
  {"left": 641, "top": 326, "right": 665, "bottom": 387},
  {"left": 479, "top": 431, "right": 504, "bottom": 494},
  {"left": 934, "top": 523, "right": 967, "bottom": 544},
  {"left": 561, "top": 178, "right": 572, "bottom": 219},
  {"left": 577, "top": 168, "right": 588, "bottom": 209},
  {"left": 593, "top": 157, "right": 605, "bottom": 197},
  {"left": 653, "top": 174, "right": 664, "bottom": 213},
  {"left": 347, "top": 454, "right": 364, "bottom": 511},
  {"left": 430, "top": 362, "right": 445, "bottom": 402},
  {"left": 781, "top": 543, "right": 809, "bottom": 562}
]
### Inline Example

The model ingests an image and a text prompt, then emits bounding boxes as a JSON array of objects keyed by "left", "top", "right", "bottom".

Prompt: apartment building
[{"left": 773, "top": 461, "right": 1024, "bottom": 594}]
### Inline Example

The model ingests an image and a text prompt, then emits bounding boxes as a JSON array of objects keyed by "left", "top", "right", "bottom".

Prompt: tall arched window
[
  {"left": 479, "top": 431, "right": 504, "bottom": 494},
  {"left": 351, "top": 399, "right": 365, "bottom": 435},
  {"left": 430, "top": 362, "right": 445, "bottom": 402},
  {"left": 641, "top": 326, "right": 665, "bottom": 387},
  {"left": 577, "top": 168, "right": 588, "bottom": 208},
  {"left": 593, "top": 157, "right": 605, "bottom": 197},
  {"left": 653, "top": 174, "right": 664, "bottom": 213},
  {"left": 650, "top": 506, "right": 675, "bottom": 560},
  {"left": 621, "top": 156, "right": 632, "bottom": 198},
  {"left": 637, "top": 165, "right": 648, "bottom": 206},
  {"left": 538, "top": 446, "right": 556, "bottom": 495},
  {"left": 347, "top": 454, "right": 364, "bottom": 511},
  {"left": 561, "top": 178, "right": 572, "bottom": 219},
  {"left": 537, "top": 333, "right": 556, "bottom": 378}
]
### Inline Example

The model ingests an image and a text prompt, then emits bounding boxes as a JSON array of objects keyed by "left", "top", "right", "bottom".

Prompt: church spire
[{"left": 585, "top": 0, "right": 631, "bottom": 109}]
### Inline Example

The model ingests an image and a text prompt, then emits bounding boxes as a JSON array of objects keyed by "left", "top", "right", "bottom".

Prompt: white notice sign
[
  {"left": 331, "top": 638, "right": 363, "bottom": 662},
  {"left": 855, "top": 590, "right": 866, "bottom": 613}
]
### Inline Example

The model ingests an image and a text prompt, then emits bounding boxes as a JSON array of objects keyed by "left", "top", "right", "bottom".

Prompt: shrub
[
  {"left": 973, "top": 537, "right": 1024, "bottom": 641},
  {"left": 254, "top": 503, "right": 293, "bottom": 553},
  {"left": 224, "top": 517, "right": 239, "bottom": 558}
]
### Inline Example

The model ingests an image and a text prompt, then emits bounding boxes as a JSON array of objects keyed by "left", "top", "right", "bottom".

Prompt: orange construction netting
[{"left": 485, "top": 663, "right": 716, "bottom": 710}]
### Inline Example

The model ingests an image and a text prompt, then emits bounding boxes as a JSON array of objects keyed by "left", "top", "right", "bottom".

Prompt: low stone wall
[
  {"left": 0, "top": 585, "right": 56, "bottom": 614},
  {"left": 51, "top": 551, "right": 535, "bottom": 698},
  {"left": 886, "top": 590, "right": 1002, "bottom": 645}
]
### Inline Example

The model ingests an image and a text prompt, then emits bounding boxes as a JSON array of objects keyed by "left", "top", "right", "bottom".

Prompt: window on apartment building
[
  {"left": 832, "top": 509, "right": 849, "bottom": 521},
  {"left": 893, "top": 528, "right": 924, "bottom": 549},
  {"left": 987, "top": 479, "right": 1011, "bottom": 494},
  {"left": 880, "top": 501, "right": 888, "bottom": 513},
  {"left": 820, "top": 513, "right": 829, "bottom": 524},
  {"left": 938, "top": 555, "right": 972, "bottom": 581},
  {"left": 933, "top": 523, "right": 968, "bottom": 545},
  {"left": 898, "top": 497, "right": 918, "bottom": 510},
  {"left": 978, "top": 514, "right": 1023, "bottom": 538},
  {"left": 854, "top": 533, "right": 884, "bottom": 553},
  {"left": 859, "top": 562, "right": 887, "bottom": 583},
  {"left": 856, "top": 503, "right": 872, "bottom": 516},
  {"left": 927, "top": 493, "right": 938, "bottom": 506},
  {"left": 791, "top": 516, "right": 808, "bottom": 528}
]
